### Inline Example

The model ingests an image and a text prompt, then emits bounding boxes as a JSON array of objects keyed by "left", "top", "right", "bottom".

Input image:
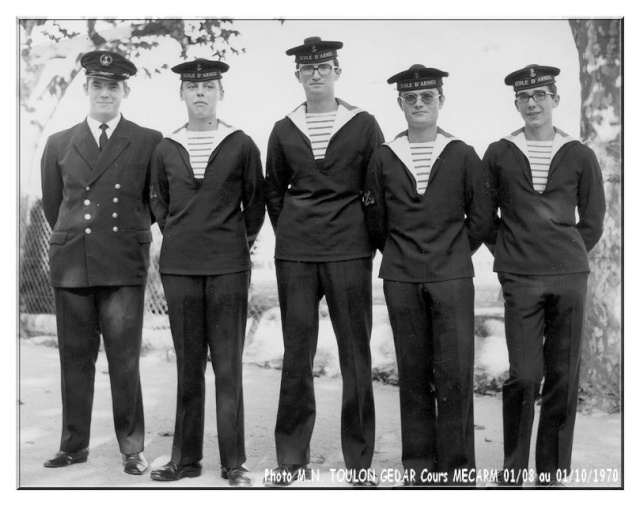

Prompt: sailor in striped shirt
[
  {"left": 484, "top": 64, "right": 605, "bottom": 487},
  {"left": 150, "top": 58, "right": 264, "bottom": 487},
  {"left": 408, "top": 142, "right": 434, "bottom": 193},
  {"left": 364, "top": 64, "right": 492, "bottom": 486},
  {"left": 264, "top": 36, "right": 384, "bottom": 488},
  {"left": 526, "top": 140, "right": 553, "bottom": 192},
  {"left": 185, "top": 131, "right": 217, "bottom": 178},
  {"left": 306, "top": 110, "right": 337, "bottom": 159}
]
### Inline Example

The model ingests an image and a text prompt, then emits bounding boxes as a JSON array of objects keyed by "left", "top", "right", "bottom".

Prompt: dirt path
[{"left": 18, "top": 339, "right": 621, "bottom": 489}]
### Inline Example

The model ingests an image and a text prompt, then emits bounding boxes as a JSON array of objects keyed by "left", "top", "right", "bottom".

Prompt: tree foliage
[{"left": 19, "top": 19, "right": 243, "bottom": 128}]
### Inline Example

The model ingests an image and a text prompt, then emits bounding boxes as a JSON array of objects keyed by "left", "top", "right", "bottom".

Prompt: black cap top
[
  {"left": 285, "top": 36, "right": 343, "bottom": 63},
  {"left": 387, "top": 64, "right": 449, "bottom": 91},
  {"left": 171, "top": 58, "right": 230, "bottom": 82},
  {"left": 81, "top": 51, "right": 137, "bottom": 81},
  {"left": 504, "top": 64, "right": 560, "bottom": 91}
]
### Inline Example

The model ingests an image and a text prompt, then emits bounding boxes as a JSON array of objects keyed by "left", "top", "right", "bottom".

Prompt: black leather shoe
[
  {"left": 43, "top": 449, "right": 89, "bottom": 468},
  {"left": 150, "top": 461, "right": 202, "bottom": 481},
  {"left": 221, "top": 465, "right": 253, "bottom": 487},
  {"left": 123, "top": 452, "right": 148, "bottom": 475},
  {"left": 263, "top": 464, "right": 312, "bottom": 487},
  {"left": 347, "top": 469, "right": 379, "bottom": 487}
]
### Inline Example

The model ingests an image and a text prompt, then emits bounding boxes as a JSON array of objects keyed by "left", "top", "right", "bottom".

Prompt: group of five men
[{"left": 39, "top": 36, "right": 605, "bottom": 488}]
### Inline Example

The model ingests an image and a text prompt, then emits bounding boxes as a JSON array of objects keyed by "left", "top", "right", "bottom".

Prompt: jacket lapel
[
  {"left": 385, "top": 133, "right": 415, "bottom": 186},
  {"left": 427, "top": 128, "right": 457, "bottom": 185},
  {"left": 504, "top": 129, "right": 534, "bottom": 187},
  {"left": 167, "top": 121, "right": 240, "bottom": 184},
  {"left": 547, "top": 129, "right": 575, "bottom": 181},
  {"left": 86, "top": 117, "right": 131, "bottom": 185},
  {"left": 330, "top": 99, "right": 362, "bottom": 140},
  {"left": 286, "top": 100, "right": 363, "bottom": 158},
  {"left": 168, "top": 124, "right": 197, "bottom": 180},
  {"left": 72, "top": 120, "right": 101, "bottom": 179},
  {"left": 504, "top": 127, "right": 577, "bottom": 190},
  {"left": 205, "top": 120, "right": 239, "bottom": 165},
  {"left": 287, "top": 103, "right": 313, "bottom": 150},
  {"left": 548, "top": 149, "right": 568, "bottom": 182},
  {"left": 385, "top": 129, "right": 458, "bottom": 191}
]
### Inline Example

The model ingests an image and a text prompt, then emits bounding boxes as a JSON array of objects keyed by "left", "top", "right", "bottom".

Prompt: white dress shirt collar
[{"left": 87, "top": 114, "right": 122, "bottom": 146}]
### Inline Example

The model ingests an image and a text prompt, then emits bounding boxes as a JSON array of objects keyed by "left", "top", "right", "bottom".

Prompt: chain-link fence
[
  {"left": 19, "top": 194, "right": 507, "bottom": 390},
  {"left": 19, "top": 195, "right": 502, "bottom": 338},
  {"left": 18, "top": 196, "right": 281, "bottom": 337},
  {"left": 19, "top": 198, "right": 56, "bottom": 316}
]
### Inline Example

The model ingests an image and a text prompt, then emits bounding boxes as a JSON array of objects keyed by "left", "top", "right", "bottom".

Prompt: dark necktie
[{"left": 99, "top": 124, "right": 109, "bottom": 151}]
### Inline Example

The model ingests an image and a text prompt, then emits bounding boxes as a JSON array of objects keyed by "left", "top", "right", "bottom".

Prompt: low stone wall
[
  {"left": 242, "top": 305, "right": 509, "bottom": 389},
  {"left": 20, "top": 305, "right": 510, "bottom": 392}
]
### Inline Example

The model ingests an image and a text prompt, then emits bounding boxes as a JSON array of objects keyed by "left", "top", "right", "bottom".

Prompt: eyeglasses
[
  {"left": 297, "top": 64, "right": 337, "bottom": 76},
  {"left": 399, "top": 92, "right": 441, "bottom": 106},
  {"left": 515, "top": 91, "right": 555, "bottom": 105}
]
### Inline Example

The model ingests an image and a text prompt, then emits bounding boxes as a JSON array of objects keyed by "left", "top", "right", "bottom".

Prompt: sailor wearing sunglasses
[{"left": 364, "top": 64, "right": 493, "bottom": 487}]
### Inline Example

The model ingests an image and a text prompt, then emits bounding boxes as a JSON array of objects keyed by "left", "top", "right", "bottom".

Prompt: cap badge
[
  {"left": 99, "top": 54, "right": 113, "bottom": 67},
  {"left": 414, "top": 71, "right": 421, "bottom": 79},
  {"left": 196, "top": 63, "right": 202, "bottom": 72},
  {"left": 529, "top": 68, "right": 536, "bottom": 78},
  {"left": 311, "top": 45, "right": 317, "bottom": 53}
]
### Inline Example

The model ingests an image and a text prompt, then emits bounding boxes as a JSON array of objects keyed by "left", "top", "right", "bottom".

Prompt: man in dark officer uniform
[
  {"left": 364, "top": 65, "right": 492, "bottom": 486},
  {"left": 483, "top": 65, "right": 605, "bottom": 487},
  {"left": 41, "top": 50, "right": 162, "bottom": 474},
  {"left": 264, "top": 37, "right": 384, "bottom": 487}
]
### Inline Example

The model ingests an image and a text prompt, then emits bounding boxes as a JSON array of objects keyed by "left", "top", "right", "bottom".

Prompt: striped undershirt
[
  {"left": 187, "top": 131, "right": 217, "bottom": 179},
  {"left": 306, "top": 111, "right": 336, "bottom": 160},
  {"left": 526, "top": 140, "right": 553, "bottom": 192},
  {"left": 409, "top": 141, "right": 435, "bottom": 194}
]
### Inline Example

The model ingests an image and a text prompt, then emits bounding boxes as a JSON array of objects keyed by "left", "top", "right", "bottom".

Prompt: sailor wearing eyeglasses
[
  {"left": 149, "top": 58, "right": 265, "bottom": 486},
  {"left": 482, "top": 65, "right": 605, "bottom": 487},
  {"left": 264, "top": 37, "right": 384, "bottom": 487},
  {"left": 363, "top": 64, "right": 492, "bottom": 486}
]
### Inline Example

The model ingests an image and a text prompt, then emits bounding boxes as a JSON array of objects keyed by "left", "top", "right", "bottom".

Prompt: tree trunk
[{"left": 569, "top": 19, "right": 622, "bottom": 412}]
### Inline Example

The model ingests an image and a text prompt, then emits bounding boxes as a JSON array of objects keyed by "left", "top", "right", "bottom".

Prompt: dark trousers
[
  {"left": 498, "top": 272, "right": 588, "bottom": 479},
  {"left": 384, "top": 278, "right": 476, "bottom": 483},
  {"left": 161, "top": 272, "right": 249, "bottom": 469},
  {"left": 274, "top": 258, "right": 375, "bottom": 470},
  {"left": 53, "top": 285, "right": 145, "bottom": 455}
]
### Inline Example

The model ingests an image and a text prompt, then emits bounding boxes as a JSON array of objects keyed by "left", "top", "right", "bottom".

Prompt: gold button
[
  {"left": 84, "top": 199, "right": 90, "bottom": 206},
  {"left": 113, "top": 197, "right": 119, "bottom": 203},
  {"left": 85, "top": 186, "right": 91, "bottom": 191},
  {"left": 84, "top": 214, "right": 91, "bottom": 220},
  {"left": 85, "top": 228, "right": 91, "bottom": 234},
  {"left": 115, "top": 183, "right": 121, "bottom": 189},
  {"left": 112, "top": 226, "right": 118, "bottom": 232},
  {"left": 112, "top": 212, "right": 118, "bottom": 219}
]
